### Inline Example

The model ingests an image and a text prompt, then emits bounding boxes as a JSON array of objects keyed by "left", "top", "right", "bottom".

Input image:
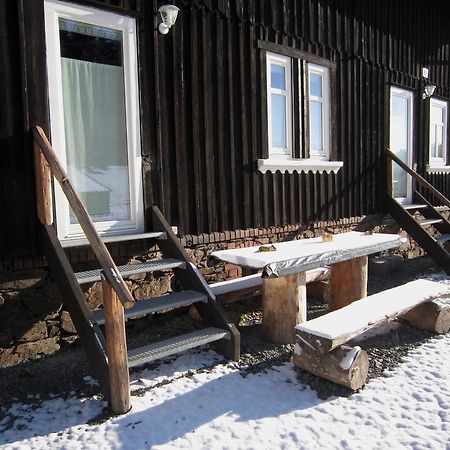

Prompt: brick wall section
[{"left": 0, "top": 213, "right": 433, "bottom": 365}]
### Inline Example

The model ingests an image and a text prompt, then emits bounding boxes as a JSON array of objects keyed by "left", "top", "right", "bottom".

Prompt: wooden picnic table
[{"left": 211, "top": 231, "right": 406, "bottom": 344}]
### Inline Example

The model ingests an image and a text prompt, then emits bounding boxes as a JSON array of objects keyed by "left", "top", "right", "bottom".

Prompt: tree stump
[
  {"left": 328, "top": 256, "right": 368, "bottom": 311},
  {"left": 292, "top": 343, "right": 369, "bottom": 390},
  {"left": 403, "top": 300, "right": 450, "bottom": 334},
  {"left": 262, "top": 273, "right": 307, "bottom": 344}
]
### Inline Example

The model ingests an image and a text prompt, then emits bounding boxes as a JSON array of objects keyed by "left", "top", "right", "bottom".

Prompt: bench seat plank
[{"left": 296, "top": 279, "right": 448, "bottom": 354}]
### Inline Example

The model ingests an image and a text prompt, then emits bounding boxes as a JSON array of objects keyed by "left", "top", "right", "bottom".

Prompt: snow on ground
[{"left": 1, "top": 275, "right": 450, "bottom": 449}]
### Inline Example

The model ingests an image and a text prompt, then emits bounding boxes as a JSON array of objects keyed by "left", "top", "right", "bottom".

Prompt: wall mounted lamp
[
  {"left": 422, "top": 83, "right": 436, "bottom": 100},
  {"left": 421, "top": 67, "right": 436, "bottom": 100},
  {"left": 158, "top": 4, "right": 179, "bottom": 35}
]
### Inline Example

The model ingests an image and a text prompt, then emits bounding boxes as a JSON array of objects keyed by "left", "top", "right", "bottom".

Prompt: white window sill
[
  {"left": 426, "top": 165, "right": 450, "bottom": 174},
  {"left": 258, "top": 158, "right": 343, "bottom": 174}
]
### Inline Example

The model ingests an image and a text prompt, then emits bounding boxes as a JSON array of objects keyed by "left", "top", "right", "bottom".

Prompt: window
[
  {"left": 308, "top": 64, "right": 330, "bottom": 160},
  {"left": 258, "top": 43, "right": 342, "bottom": 174},
  {"left": 266, "top": 53, "right": 292, "bottom": 157},
  {"left": 44, "top": 0, "right": 144, "bottom": 241},
  {"left": 429, "top": 99, "right": 448, "bottom": 168}
]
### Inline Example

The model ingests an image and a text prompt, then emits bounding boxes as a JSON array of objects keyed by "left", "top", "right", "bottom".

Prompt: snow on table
[{"left": 211, "top": 231, "right": 406, "bottom": 277}]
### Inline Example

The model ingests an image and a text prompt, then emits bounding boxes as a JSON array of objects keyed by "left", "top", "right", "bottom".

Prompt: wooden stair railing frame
[
  {"left": 33, "top": 125, "right": 131, "bottom": 414},
  {"left": 386, "top": 148, "right": 450, "bottom": 209}
]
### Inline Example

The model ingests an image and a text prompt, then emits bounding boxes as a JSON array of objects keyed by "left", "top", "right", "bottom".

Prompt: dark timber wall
[{"left": 1, "top": 0, "right": 449, "bottom": 266}]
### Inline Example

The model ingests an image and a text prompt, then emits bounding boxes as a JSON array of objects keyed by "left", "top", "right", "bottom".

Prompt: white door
[
  {"left": 44, "top": 0, "right": 144, "bottom": 241},
  {"left": 389, "top": 87, "right": 414, "bottom": 204}
]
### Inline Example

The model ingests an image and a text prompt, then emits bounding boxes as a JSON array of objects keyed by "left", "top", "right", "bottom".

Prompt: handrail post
[
  {"left": 101, "top": 273, "right": 131, "bottom": 414},
  {"left": 386, "top": 150, "right": 393, "bottom": 197},
  {"left": 33, "top": 141, "right": 54, "bottom": 225}
]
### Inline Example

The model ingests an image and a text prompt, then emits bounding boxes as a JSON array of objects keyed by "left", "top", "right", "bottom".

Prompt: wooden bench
[
  {"left": 209, "top": 267, "right": 330, "bottom": 303},
  {"left": 293, "top": 279, "right": 450, "bottom": 390}
]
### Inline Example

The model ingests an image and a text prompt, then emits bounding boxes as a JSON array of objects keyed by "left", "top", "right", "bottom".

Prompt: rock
[
  {"left": 0, "top": 278, "right": 45, "bottom": 291},
  {"left": 60, "top": 311, "right": 77, "bottom": 334},
  {"left": 14, "top": 336, "right": 60, "bottom": 359},
  {"left": 15, "top": 321, "right": 48, "bottom": 342},
  {"left": 85, "top": 282, "right": 104, "bottom": 309},
  {"left": 22, "top": 294, "right": 63, "bottom": 317},
  {"left": 0, "top": 293, "right": 4, "bottom": 307},
  {"left": 0, "top": 348, "right": 22, "bottom": 368},
  {"left": 48, "top": 325, "right": 60, "bottom": 338},
  {"left": 60, "top": 335, "right": 78, "bottom": 346},
  {"left": 134, "top": 276, "right": 172, "bottom": 299}
]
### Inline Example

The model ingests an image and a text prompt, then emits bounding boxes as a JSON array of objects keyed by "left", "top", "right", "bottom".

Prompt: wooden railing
[
  {"left": 33, "top": 125, "right": 131, "bottom": 414},
  {"left": 386, "top": 148, "right": 450, "bottom": 209}
]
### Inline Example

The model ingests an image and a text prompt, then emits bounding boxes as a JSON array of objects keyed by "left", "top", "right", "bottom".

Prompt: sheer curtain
[{"left": 61, "top": 57, "right": 131, "bottom": 223}]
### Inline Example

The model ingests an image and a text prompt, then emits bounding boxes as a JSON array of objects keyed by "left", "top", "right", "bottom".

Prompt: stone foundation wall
[{"left": 0, "top": 214, "right": 427, "bottom": 366}]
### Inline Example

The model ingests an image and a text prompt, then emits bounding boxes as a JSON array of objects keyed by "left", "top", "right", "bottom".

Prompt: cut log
[
  {"left": 262, "top": 272, "right": 307, "bottom": 344},
  {"left": 292, "top": 343, "right": 369, "bottom": 390},
  {"left": 402, "top": 299, "right": 450, "bottom": 334},
  {"left": 296, "top": 279, "right": 448, "bottom": 354},
  {"left": 328, "top": 256, "right": 368, "bottom": 311}
]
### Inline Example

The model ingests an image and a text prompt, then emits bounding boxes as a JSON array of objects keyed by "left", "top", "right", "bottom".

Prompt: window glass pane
[
  {"left": 430, "top": 126, "right": 437, "bottom": 158},
  {"left": 271, "top": 94, "right": 286, "bottom": 148},
  {"left": 271, "top": 64, "right": 285, "bottom": 90},
  {"left": 431, "top": 105, "right": 443, "bottom": 124},
  {"left": 310, "top": 100, "right": 323, "bottom": 151},
  {"left": 59, "top": 18, "right": 131, "bottom": 224},
  {"left": 310, "top": 73, "right": 322, "bottom": 97},
  {"left": 437, "top": 126, "right": 444, "bottom": 159}
]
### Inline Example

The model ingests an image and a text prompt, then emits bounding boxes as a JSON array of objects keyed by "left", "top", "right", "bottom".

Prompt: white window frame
[
  {"left": 44, "top": 0, "right": 144, "bottom": 241},
  {"left": 266, "top": 52, "right": 292, "bottom": 158},
  {"left": 429, "top": 98, "right": 448, "bottom": 167},
  {"left": 308, "top": 63, "right": 331, "bottom": 160}
]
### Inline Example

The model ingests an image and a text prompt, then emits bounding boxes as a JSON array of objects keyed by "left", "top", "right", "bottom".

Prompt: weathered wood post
[
  {"left": 101, "top": 273, "right": 131, "bottom": 414},
  {"left": 33, "top": 141, "right": 54, "bottom": 225},
  {"left": 262, "top": 273, "right": 307, "bottom": 344},
  {"left": 328, "top": 256, "right": 368, "bottom": 311}
]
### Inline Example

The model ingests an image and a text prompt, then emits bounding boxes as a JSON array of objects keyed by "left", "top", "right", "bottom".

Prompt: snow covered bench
[
  {"left": 209, "top": 267, "right": 330, "bottom": 304},
  {"left": 293, "top": 279, "right": 450, "bottom": 390}
]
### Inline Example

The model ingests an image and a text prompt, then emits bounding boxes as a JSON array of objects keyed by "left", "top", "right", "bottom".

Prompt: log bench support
[{"left": 293, "top": 279, "right": 449, "bottom": 390}]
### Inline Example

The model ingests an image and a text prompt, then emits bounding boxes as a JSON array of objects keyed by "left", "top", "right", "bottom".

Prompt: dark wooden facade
[{"left": 1, "top": 0, "right": 450, "bottom": 266}]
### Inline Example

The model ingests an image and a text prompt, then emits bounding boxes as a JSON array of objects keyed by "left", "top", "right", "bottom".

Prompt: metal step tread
[
  {"left": 418, "top": 218, "right": 444, "bottom": 226},
  {"left": 403, "top": 203, "right": 428, "bottom": 210},
  {"left": 127, "top": 327, "right": 230, "bottom": 368},
  {"left": 61, "top": 232, "right": 167, "bottom": 248},
  {"left": 76, "top": 258, "right": 185, "bottom": 284},
  {"left": 93, "top": 290, "right": 208, "bottom": 325},
  {"left": 436, "top": 234, "right": 450, "bottom": 243}
]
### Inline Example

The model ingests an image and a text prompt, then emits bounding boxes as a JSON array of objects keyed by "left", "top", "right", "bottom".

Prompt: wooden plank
[
  {"left": 41, "top": 224, "right": 110, "bottom": 398},
  {"left": 101, "top": 274, "right": 131, "bottom": 415},
  {"left": 33, "top": 142, "right": 53, "bottom": 225},
  {"left": 32, "top": 126, "right": 134, "bottom": 308},
  {"left": 296, "top": 279, "right": 448, "bottom": 354}
]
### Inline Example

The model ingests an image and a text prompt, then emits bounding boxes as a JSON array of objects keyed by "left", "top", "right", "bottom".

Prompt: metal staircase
[
  {"left": 386, "top": 149, "right": 450, "bottom": 275},
  {"left": 33, "top": 125, "right": 239, "bottom": 413}
]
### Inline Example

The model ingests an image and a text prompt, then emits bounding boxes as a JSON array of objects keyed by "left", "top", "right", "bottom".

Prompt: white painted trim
[
  {"left": 44, "top": 0, "right": 144, "bottom": 241},
  {"left": 258, "top": 157, "right": 343, "bottom": 174},
  {"left": 429, "top": 98, "right": 448, "bottom": 166},
  {"left": 308, "top": 63, "right": 330, "bottom": 160},
  {"left": 426, "top": 165, "right": 450, "bottom": 174},
  {"left": 266, "top": 52, "right": 292, "bottom": 157},
  {"left": 389, "top": 86, "right": 414, "bottom": 204}
]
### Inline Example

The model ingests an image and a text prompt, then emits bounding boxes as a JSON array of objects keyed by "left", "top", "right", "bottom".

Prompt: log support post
[
  {"left": 328, "top": 256, "right": 368, "bottom": 311},
  {"left": 262, "top": 272, "right": 307, "bottom": 344},
  {"left": 101, "top": 274, "right": 131, "bottom": 415},
  {"left": 33, "top": 142, "right": 53, "bottom": 225},
  {"left": 403, "top": 300, "right": 450, "bottom": 334}
]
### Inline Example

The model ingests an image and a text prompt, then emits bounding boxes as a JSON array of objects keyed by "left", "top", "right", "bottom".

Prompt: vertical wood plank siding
[
  {"left": 149, "top": 0, "right": 450, "bottom": 235},
  {"left": 1, "top": 0, "right": 450, "bottom": 260}
]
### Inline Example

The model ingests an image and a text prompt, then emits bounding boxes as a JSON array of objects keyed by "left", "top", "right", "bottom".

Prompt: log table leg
[
  {"left": 328, "top": 256, "right": 368, "bottom": 311},
  {"left": 262, "top": 273, "right": 307, "bottom": 344}
]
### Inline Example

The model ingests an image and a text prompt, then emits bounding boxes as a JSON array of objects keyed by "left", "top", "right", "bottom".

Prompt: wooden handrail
[
  {"left": 32, "top": 125, "right": 135, "bottom": 309},
  {"left": 386, "top": 148, "right": 450, "bottom": 209}
]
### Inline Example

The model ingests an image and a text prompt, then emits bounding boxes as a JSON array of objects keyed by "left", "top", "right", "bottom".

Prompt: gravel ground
[{"left": 0, "top": 255, "right": 444, "bottom": 415}]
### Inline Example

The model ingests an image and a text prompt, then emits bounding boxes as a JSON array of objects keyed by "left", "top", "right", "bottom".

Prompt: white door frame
[
  {"left": 44, "top": 0, "right": 144, "bottom": 241},
  {"left": 389, "top": 86, "right": 414, "bottom": 204}
]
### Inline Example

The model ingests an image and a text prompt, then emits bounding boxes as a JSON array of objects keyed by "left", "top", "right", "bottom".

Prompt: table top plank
[{"left": 211, "top": 232, "right": 406, "bottom": 278}]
